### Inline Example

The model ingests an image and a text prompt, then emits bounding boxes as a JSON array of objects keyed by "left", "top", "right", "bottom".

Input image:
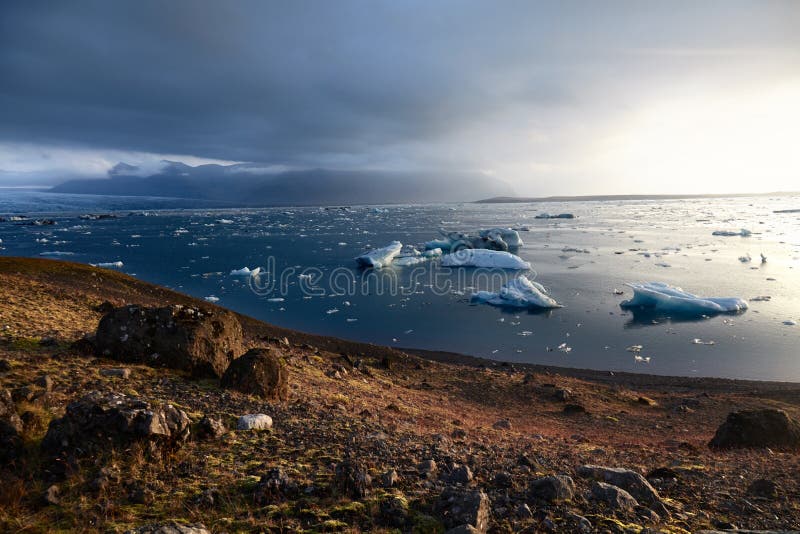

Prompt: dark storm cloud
[{"left": 1, "top": 1, "right": 798, "bottom": 188}]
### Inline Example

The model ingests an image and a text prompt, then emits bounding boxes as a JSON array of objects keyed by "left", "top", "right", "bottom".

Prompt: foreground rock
[
  {"left": 577, "top": 465, "right": 661, "bottom": 505},
  {"left": 529, "top": 475, "right": 575, "bottom": 502},
  {"left": 709, "top": 409, "right": 800, "bottom": 450},
  {"left": 41, "top": 392, "right": 191, "bottom": 478},
  {"left": 0, "top": 389, "right": 23, "bottom": 462},
  {"left": 220, "top": 348, "right": 289, "bottom": 401},
  {"left": 237, "top": 413, "right": 272, "bottom": 431},
  {"left": 94, "top": 304, "right": 244, "bottom": 378},
  {"left": 123, "top": 524, "right": 210, "bottom": 534},
  {"left": 590, "top": 481, "right": 638, "bottom": 511},
  {"left": 434, "top": 487, "right": 490, "bottom": 533}
]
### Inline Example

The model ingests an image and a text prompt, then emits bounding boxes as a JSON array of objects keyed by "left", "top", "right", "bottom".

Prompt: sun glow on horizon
[{"left": 591, "top": 81, "right": 800, "bottom": 194}]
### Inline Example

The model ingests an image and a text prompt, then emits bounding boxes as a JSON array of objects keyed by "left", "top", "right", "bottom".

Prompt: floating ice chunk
[
  {"left": 442, "top": 249, "right": 531, "bottom": 270},
  {"left": 472, "top": 276, "right": 561, "bottom": 309},
  {"left": 562, "top": 247, "right": 590, "bottom": 254},
  {"left": 39, "top": 251, "right": 74, "bottom": 256},
  {"left": 738, "top": 254, "right": 751, "bottom": 263},
  {"left": 557, "top": 342, "right": 572, "bottom": 353},
  {"left": 326, "top": 308, "right": 339, "bottom": 314},
  {"left": 91, "top": 261, "right": 124, "bottom": 269},
  {"left": 355, "top": 241, "right": 402, "bottom": 268},
  {"left": 784, "top": 320, "right": 797, "bottom": 326},
  {"left": 230, "top": 266, "right": 261, "bottom": 276},
  {"left": 634, "top": 354, "right": 651, "bottom": 363},
  {"left": 750, "top": 295, "right": 771, "bottom": 302},
  {"left": 425, "top": 239, "right": 452, "bottom": 251},
  {"left": 478, "top": 228, "right": 524, "bottom": 248},
  {"left": 216, "top": 219, "right": 234, "bottom": 224},
  {"left": 535, "top": 213, "right": 575, "bottom": 219},
  {"left": 204, "top": 296, "right": 220, "bottom": 303},
  {"left": 393, "top": 246, "right": 443, "bottom": 267},
  {"left": 267, "top": 297, "right": 285, "bottom": 303},
  {"left": 620, "top": 282, "right": 748, "bottom": 315},
  {"left": 691, "top": 338, "right": 715, "bottom": 345},
  {"left": 712, "top": 229, "right": 752, "bottom": 237}
]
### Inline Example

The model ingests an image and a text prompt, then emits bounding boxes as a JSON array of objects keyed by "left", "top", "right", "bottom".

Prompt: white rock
[{"left": 237, "top": 414, "right": 273, "bottom": 431}]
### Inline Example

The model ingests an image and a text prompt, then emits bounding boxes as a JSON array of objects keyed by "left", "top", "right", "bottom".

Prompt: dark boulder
[
  {"left": 41, "top": 392, "right": 191, "bottom": 479},
  {"left": 529, "top": 475, "right": 575, "bottom": 502},
  {"left": 709, "top": 409, "right": 800, "bottom": 450},
  {"left": 434, "top": 487, "right": 490, "bottom": 533},
  {"left": 220, "top": 348, "right": 289, "bottom": 401},
  {"left": 94, "top": 304, "right": 244, "bottom": 378},
  {"left": 334, "top": 458, "right": 372, "bottom": 499},
  {"left": 0, "top": 389, "right": 23, "bottom": 463}
]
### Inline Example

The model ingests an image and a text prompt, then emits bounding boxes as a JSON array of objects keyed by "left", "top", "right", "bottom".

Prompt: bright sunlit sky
[{"left": 1, "top": 1, "right": 798, "bottom": 195}]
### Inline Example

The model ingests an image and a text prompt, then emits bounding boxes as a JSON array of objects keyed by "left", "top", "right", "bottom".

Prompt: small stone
[
  {"left": 493, "top": 471, "right": 513, "bottom": 488},
  {"left": 516, "top": 503, "right": 533, "bottom": 518},
  {"left": 554, "top": 388, "right": 571, "bottom": 402},
  {"left": 100, "top": 368, "right": 131, "bottom": 379},
  {"left": 419, "top": 458, "right": 437, "bottom": 477},
  {"left": 197, "top": 415, "right": 227, "bottom": 439},
  {"left": 434, "top": 487, "right": 490, "bottom": 533},
  {"left": 383, "top": 468, "right": 399, "bottom": 488},
  {"left": 529, "top": 475, "right": 575, "bottom": 502},
  {"left": 747, "top": 478, "right": 778, "bottom": 500},
  {"left": 0, "top": 359, "right": 11, "bottom": 373},
  {"left": 380, "top": 494, "right": 409, "bottom": 527},
  {"left": 236, "top": 414, "right": 272, "bottom": 431},
  {"left": 451, "top": 428, "right": 467, "bottom": 439},
  {"left": 447, "top": 464, "right": 473, "bottom": 484},
  {"left": 492, "top": 419, "right": 512, "bottom": 430},
  {"left": 123, "top": 522, "right": 211, "bottom": 534},
  {"left": 590, "top": 481, "right": 639, "bottom": 511},
  {"left": 44, "top": 484, "right": 60, "bottom": 505},
  {"left": 637, "top": 396, "right": 656, "bottom": 406},
  {"left": 565, "top": 511, "right": 592, "bottom": 533},
  {"left": 35, "top": 374, "right": 53, "bottom": 392},
  {"left": 578, "top": 465, "right": 661, "bottom": 505},
  {"left": 334, "top": 459, "right": 371, "bottom": 498}
]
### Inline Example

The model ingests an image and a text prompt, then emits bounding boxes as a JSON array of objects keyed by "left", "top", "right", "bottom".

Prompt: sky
[{"left": 1, "top": 1, "right": 799, "bottom": 195}]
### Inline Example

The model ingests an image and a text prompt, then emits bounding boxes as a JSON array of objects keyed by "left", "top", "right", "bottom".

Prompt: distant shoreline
[{"left": 475, "top": 191, "right": 800, "bottom": 203}]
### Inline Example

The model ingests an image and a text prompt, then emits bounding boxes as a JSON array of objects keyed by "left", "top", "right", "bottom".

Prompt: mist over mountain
[{"left": 50, "top": 162, "right": 513, "bottom": 205}]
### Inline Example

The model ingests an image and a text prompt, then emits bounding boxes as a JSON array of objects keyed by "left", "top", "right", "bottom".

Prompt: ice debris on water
[
  {"left": 393, "top": 246, "right": 442, "bottom": 267},
  {"left": 441, "top": 249, "right": 530, "bottom": 270},
  {"left": 472, "top": 276, "right": 561, "bottom": 309},
  {"left": 620, "top": 282, "right": 748, "bottom": 315},
  {"left": 230, "top": 266, "right": 261, "bottom": 276},
  {"left": 424, "top": 228, "right": 523, "bottom": 252},
  {"left": 91, "top": 261, "right": 124, "bottom": 269},
  {"left": 204, "top": 296, "right": 220, "bottom": 303},
  {"left": 535, "top": 213, "right": 575, "bottom": 219},
  {"left": 355, "top": 241, "right": 402, "bottom": 268},
  {"left": 712, "top": 229, "right": 752, "bottom": 237},
  {"left": 691, "top": 338, "right": 715, "bottom": 345},
  {"left": 739, "top": 254, "right": 751, "bottom": 263}
]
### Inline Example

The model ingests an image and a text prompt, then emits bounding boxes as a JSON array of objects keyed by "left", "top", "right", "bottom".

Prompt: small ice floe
[
  {"left": 204, "top": 296, "right": 220, "bottom": 303},
  {"left": 784, "top": 320, "right": 798, "bottom": 326},
  {"left": 634, "top": 354, "right": 651, "bottom": 363},
  {"left": 346, "top": 318, "right": 358, "bottom": 322},
  {"left": 472, "top": 276, "right": 561, "bottom": 309},
  {"left": 267, "top": 297, "right": 285, "bottom": 303},
  {"left": 760, "top": 253, "right": 767, "bottom": 264},
  {"left": 355, "top": 241, "right": 403, "bottom": 268},
  {"left": 230, "top": 266, "right": 261, "bottom": 276},
  {"left": 39, "top": 251, "right": 74, "bottom": 256},
  {"left": 557, "top": 342, "right": 572, "bottom": 353},
  {"left": 91, "top": 261, "right": 124, "bottom": 269},
  {"left": 613, "top": 288, "right": 624, "bottom": 295},
  {"left": 691, "top": 338, "right": 716, "bottom": 345},
  {"left": 393, "top": 246, "right": 442, "bottom": 267},
  {"left": 216, "top": 219, "right": 234, "bottom": 224},
  {"left": 620, "top": 282, "right": 748, "bottom": 315},
  {"left": 535, "top": 213, "right": 575, "bottom": 219},
  {"left": 739, "top": 254, "right": 751, "bottom": 263},
  {"left": 562, "top": 247, "right": 590, "bottom": 254},
  {"left": 326, "top": 308, "right": 339, "bottom": 314},
  {"left": 442, "top": 249, "right": 530, "bottom": 270},
  {"left": 750, "top": 295, "right": 771, "bottom": 302},
  {"left": 712, "top": 229, "right": 752, "bottom": 237}
]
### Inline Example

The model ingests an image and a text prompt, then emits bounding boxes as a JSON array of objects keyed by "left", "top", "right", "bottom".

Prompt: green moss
[
  {"left": 411, "top": 513, "right": 444, "bottom": 534},
  {"left": 10, "top": 336, "right": 41, "bottom": 351}
]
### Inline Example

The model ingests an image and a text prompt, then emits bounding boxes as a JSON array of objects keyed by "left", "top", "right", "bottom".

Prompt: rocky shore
[{"left": 1, "top": 257, "right": 799, "bottom": 533}]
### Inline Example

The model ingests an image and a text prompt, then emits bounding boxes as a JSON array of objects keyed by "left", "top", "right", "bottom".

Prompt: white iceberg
[
  {"left": 393, "top": 246, "right": 442, "bottom": 267},
  {"left": 620, "top": 282, "right": 748, "bottom": 315},
  {"left": 91, "top": 261, "right": 124, "bottom": 268},
  {"left": 425, "top": 228, "right": 524, "bottom": 252},
  {"left": 204, "top": 296, "right": 220, "bottom": 303},
  {"left": 355, "top": 241, "right": 402, "bottom": 268},
  {"left": 478, "top": 228, "right": 524, "bottom": 248},
  {"left": 441, "top": 249, "right": 531, "bottom": 270},
  {"left": 472, "top": 276, "right": 561, "bottom": 309},
  {"left": 712, "top": 229, "right": 752, "bottom": 237},
  {"left": 230, "top": 266, "right": 262, "bottom": 276}
]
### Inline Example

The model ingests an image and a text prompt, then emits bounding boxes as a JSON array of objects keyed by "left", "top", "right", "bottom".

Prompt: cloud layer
[{"left": 1, "top": 1, "right": 798, "bottom": 193}]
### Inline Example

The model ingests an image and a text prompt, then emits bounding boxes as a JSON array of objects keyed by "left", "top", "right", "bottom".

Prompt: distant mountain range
[{"left": 50, "top": 161, "right": 513, "bottom": 206}]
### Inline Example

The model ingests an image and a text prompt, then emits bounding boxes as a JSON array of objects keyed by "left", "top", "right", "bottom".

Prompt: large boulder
[
  {"left": 41, "top": 392, "right": 191, "bottom": 479},
  {"left": 94, "top": 304, "right": 244, "bottom": 378},
  {"left": 0, "top": 389, "right": 23, "bottom": 463},
  {"left": 220, "top": 348, "right": 289, "bottom": 401},
  {"left": 709, "top": 409, "right": 800, "bottom": 450},
  {"left": 529, "top": 475, "right": 575, "bottom": 503}
]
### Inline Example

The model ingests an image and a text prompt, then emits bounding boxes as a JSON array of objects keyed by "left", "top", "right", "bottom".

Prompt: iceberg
[
  {"left": 393, "top": 246, "right": 442, "bottom": 267},
  {"left": 712, "top": 229, "right": 752, "bottom": 237},
  {"left": 204, "top": 296, "right": 220, "bottom": 303},
  {"left": 355, "top": 241, "right": 402, "bottom": 268},
  {"left": 472, "top": 276, "right": 561, "bottom": 309},
  {"left": 441, "top": 249, "right": 531, "bottom": 270},
  {"left": 230, "top": 266, "right": 262, "bottom": 276},
  {"left": 478, "top": 228, "right": 524, "bottom": 248},
  {"left": 620, "top": 282, "right": 748, "bottom": 315},
  {"left": 91, "top": 261, "right": 124, "bottom": 269}
]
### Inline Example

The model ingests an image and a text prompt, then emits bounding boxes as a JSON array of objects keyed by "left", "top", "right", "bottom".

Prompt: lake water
[{"left": 1, "top": 189, "right": 799, "bottom": 381}]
